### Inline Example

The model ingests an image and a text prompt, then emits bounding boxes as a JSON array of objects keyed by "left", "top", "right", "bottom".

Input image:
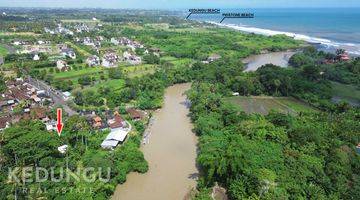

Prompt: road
[{"left": 26, "top": 76, "right": 77, "bottom": 116}]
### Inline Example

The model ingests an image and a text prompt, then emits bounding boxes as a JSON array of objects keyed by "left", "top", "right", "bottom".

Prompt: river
[
  {"left": 243, "top": 51, "right": 296, "bottom": 71},
  {"left": 112, "top": 83, "right": 198, "bottom": 200}
]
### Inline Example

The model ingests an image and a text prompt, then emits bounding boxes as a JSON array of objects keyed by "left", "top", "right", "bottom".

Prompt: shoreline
[{"left": 205, "top": 21, "right": 360, "bottom": 57}]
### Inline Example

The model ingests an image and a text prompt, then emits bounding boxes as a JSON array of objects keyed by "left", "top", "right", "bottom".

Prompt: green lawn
[
  {"left": 123, "top": 64, "right": 158, "bottom": 78},
  {"left": 53, "top": 67, "right": 103, "bottom": 80},
  {"left": 0, "top": 45, "right": 8, "bottom": 56},
  {"left": 65, "top": 42, "right": 92, "bottom": 57},
  {"left": 170, "top": 58, "right": 193, "bottom": 67},
  {"left": 225, "top": 96, "right": 316, "bottom": 115},
  {"left": 89, "top": 79, "right": 125, "bottom": 91}
]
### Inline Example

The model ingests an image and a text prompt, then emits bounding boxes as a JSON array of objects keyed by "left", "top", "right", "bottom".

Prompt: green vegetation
[
  {"left": 225, "top": 96, "right": 315, "bottom": 115},
  {"left": 1, "top": 9, "right": 359, "bottom": 200},
  {"left": 123, "top": 64, "right": 157, "bottom": 78},
  {"left": 65, "top": 42, "right": 92, "bottom": 57},
  {"left": 331, "top": 81, "right": 360, "bottom": 105},
  {"left": 53, "top": 67, "right": 103, "bottom": 80},
  {"left": 124, "top": 27, "right": 302, "bottom": 60},
  {"left": 185, "top": 45, "right": 359, "bottom": 199},
  {"left": 189, "top": 83, "right": 359, "bottom": 200},
  {"left": 289, "top": 46, "right": 360, "bottom": 85},
  {"left": 0, "top": 73, "right": 6, "bottom": 92},
  {"left": 0, "top": 116, "right": 148, "bottom": 200},
  {"left": 0, "top": 45, "right": 8, "bottom": 56}
]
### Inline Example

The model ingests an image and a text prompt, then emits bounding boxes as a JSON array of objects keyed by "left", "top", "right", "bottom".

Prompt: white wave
[{"left": 208, "top": 21, "right": 360, "bottom": 56}]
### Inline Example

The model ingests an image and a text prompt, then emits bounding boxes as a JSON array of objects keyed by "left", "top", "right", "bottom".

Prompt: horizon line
[{"left": 1, "top": 6, "right": 360, "bottom": 10}]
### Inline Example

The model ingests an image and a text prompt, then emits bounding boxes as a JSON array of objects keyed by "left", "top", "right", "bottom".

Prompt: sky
[{"left": 1, "top": 0, "right": 360, "bottom": 9}]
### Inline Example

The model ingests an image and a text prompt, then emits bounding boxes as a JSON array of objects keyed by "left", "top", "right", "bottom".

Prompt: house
[
  {"left": 110, "top": 38, "right": 120, "bottom": 45},
  {"left": 102, "top": 53, "right": 119, "bottom": 67},
  {"left": 123, "top": 51, "right": 141, "bottom": 65},
  {"left": 58, "top": 145, "right": 68, "bottom": 154},
  {"left": 45, "top": 120, "right": 57, "bottom": 131},
  {"left": 56, "top": 60, "right": 69, "bottom": 71},
  {"left": 0, "top": 116, "right": 11, "bottom": 131},
  {"left": 108, "top": 113, "right": 126, "bottom": 129},
  {"left": 30, "top": 95, "right": 42, "bottom": 103},
  {"left": 0, "top": 56, "right": 4, "bottom": 65},
  {"left": 31, "top": 107, "right": 49, "bottom": 121},
  {"left": 33, "top": 54, "right": 40, "bottom": 61},
  {"left": 55, "top": 24, "right": 74, "bottom": 35},
  {"left": 9, "top": 87, "right": 30, "bottom": 102},
  {"left": 111, "top": 37, "right": 143, "bottom": 50},
  {"left": 75, "top": 24, "right": 90, "bottom": 33},
  {"left": 92, "top": 116, "right": 103, "bottom": 129},
  {"left": 83, "top": 37, "right": 94, "bottom": 46},
  {"left": 86, "top": 55, "right": 100, "bottom": 66},
  {"left": 101, "top": 112, "right": 130, "bottom": 149},
  {"left": 340, "top": 53, "right": 350, "bottom": 61},
  {"left": 61, "top": 48, "right": 76, "bottom": 59},
  {"left": 101, "top": 128, "right": 129, "bottom": 149},
  {"left": 62, "top": 91, "right": 72, "bottom": 101},
  {"left": 127, "top": 108, "right": 143, "bottom": 121},
  {"left": 150, "top": 47, "right": 161, "bottom": 56},
  {"left": 207, "top": 54, "right": 222, "bottom": 62},
  {"left": 36, "top": 90, "right": 47, "bottom": 98}
]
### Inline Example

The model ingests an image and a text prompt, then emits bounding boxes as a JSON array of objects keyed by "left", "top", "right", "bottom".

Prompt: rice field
[{"left": 225, "top": 96, "right": 316, "bottom": 115}]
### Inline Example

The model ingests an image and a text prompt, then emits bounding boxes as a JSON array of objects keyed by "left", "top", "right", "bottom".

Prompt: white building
[
  {"left": 62, "top": 91, "right": 72, "bottom": 101},
  {"left": 86, "top": 55, "right": 100, "bottom": 66},
  {"left": 123, "top": 51, "right": 141, "bottom": 65},
  {"left": 102, "top": 53, "right": 119, "bottom": 68},
  {"left": 56, "top": 60, "right": 68, "bottom": 71},
  {"left": 61, "top": 49, "right": 76, "bottom": 59},
  {"left": 33, "top": 54, "right": 40, "bottom": 61},
  {"left": 57, "top": 145, "right": 68, "bottom": 154}
]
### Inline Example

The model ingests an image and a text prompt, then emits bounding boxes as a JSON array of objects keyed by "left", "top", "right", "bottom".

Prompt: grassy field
[
  {"left": 89, "top": 79, "right": 125, "bottom": 91},
  {"left": 146, "top": 23, "right": 215, "bottom": 33},
  {"left": 65, "top": 42, "right": 92, "bottom": 57},
  {"left": 0, "top": 45, "right": 8, "bottom": 56},
  {"left": 225, "top": 96, "right": 316, "bottom": 115},
  {"left": 331, "top": 81, "right": 360, "bottom": 106},
  {"left": 123, "top": 64, "right": 157, "bottom": 78},
  {"left": 53, "top": 67, "right": 103, "bottom": 80}
]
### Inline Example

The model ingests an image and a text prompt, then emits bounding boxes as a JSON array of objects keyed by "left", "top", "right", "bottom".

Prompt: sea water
[{"left": 189, "top": 8, "right": 360, "bottom": 56}]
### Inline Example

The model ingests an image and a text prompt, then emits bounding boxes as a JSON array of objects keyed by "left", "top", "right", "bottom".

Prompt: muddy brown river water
[
  {"left": 112, "top": 83, "right": 198, "bottom": 200},
  {"left": 243, "top": 51, "right": 296, "bottom": 71}
]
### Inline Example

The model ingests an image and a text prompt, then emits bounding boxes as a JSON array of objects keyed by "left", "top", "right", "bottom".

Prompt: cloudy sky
[{"left": 1, "top": 0, "right": 360, "bottom": 9}]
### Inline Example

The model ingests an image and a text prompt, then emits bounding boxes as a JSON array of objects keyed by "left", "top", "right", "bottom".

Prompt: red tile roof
[{"left": 109, "top": 113, "right": 125, "bottom": 129}]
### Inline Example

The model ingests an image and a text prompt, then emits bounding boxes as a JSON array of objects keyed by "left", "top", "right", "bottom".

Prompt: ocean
[{"left": 188, "top": 8, "right": 360, "bottom": 56}]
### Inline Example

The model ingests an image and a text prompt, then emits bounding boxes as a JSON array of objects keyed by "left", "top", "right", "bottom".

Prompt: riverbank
[{"left": 112, "top": 83, "right": 198, "bottom": 200}]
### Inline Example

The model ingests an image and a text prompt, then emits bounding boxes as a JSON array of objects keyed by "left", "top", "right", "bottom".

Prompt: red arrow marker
[{"left": 56, "top": 108, "right": 64, "bottom": 136}]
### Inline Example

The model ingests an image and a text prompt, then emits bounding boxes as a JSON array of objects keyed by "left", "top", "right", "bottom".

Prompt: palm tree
[
  {"left": 335, "top": 49, "right": 346, "bottom": 61},
  {"left": 273, "top": 79, "right": 281, "bottom": 95}
]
